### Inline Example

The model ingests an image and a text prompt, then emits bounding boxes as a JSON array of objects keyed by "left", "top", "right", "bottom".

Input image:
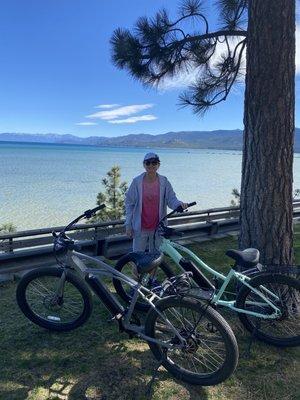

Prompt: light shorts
[{"left": 132, "top": 230, "right": 162, "bottom": 252}]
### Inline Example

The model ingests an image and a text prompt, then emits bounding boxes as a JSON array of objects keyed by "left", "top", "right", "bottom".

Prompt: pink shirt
[{"left": 141, "top": 177, "right": 160, "bottom": 231}]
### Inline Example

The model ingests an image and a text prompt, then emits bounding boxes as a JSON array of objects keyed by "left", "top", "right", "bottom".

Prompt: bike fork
[{"left": 55, "top": 270, "right": 67, "bottom": 298}]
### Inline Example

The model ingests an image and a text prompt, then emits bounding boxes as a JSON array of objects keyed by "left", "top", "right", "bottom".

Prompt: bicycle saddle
[
  {"left": 226, "top": 248, "right": 260, "bottom": 269},
  {"left": 128, "top": 251, "right": 164, "bottom": 273}
]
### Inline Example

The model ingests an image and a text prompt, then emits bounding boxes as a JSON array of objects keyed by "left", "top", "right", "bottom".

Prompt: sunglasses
[{"left": 145, "top": 160, "right": 160, "bottom": 166}]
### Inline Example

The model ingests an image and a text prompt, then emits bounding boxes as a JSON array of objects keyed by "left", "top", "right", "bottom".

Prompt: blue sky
[{"left": 0, "top": 0, "right": 299, "bottom": 138}]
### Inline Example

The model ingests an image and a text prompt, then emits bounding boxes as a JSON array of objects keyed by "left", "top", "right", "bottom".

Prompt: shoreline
[{"left": 1, "top": 140, "right": 300, "bottom": 154}]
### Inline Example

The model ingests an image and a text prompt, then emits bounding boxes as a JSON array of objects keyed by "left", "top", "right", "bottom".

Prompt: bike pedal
[{"left": 107, "top": 312, "right": 123, "bottom": 323}]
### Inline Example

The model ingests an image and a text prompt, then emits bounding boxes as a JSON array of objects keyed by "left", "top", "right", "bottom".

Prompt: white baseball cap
[{"left": 143, "top": 152, "right": 160, "bottom": 162}]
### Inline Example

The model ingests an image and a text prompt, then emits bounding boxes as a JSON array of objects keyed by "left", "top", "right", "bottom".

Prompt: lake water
[{"left": 1, "top": 141, "right": 300, "bottom": 231}]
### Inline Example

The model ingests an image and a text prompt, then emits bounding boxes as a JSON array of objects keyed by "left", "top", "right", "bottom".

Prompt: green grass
[{"left": 0, "top": 231, "right": 300, "bottom": 400}]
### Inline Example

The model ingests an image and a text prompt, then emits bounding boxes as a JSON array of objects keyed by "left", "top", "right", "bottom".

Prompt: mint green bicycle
[{"left": 114, "top": 203, "right": 300, "bottom": 347}]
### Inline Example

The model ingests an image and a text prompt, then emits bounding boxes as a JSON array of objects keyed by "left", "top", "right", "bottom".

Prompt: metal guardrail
[{"left": 1, "top": 201, "right": 300, "bottom": 277}]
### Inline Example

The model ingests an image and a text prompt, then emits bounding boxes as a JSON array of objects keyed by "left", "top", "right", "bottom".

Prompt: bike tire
[
  {"left": 236, "top": 273, "right": 300, "bottom": 347},
  {"left": 113, "top": 254, "right": 174, "bottom": 312},
  {"left": 144, "top": 296, "right": 238, "bottom": 386},
  {"left": 16, "top": 266, "right": 93, "bottom": 332}
]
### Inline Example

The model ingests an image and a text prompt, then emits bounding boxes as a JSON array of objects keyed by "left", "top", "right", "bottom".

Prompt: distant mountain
[{"left": 1, "top": 128, "right": 300, "bottom": 152}]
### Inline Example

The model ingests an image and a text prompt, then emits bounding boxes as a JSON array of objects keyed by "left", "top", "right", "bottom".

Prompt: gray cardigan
[{"left": 125, "top": 172, "right": 182, "bottom": 233}]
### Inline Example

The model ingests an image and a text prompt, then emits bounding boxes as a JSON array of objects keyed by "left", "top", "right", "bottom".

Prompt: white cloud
[
  {"left": 158, "top": 67, "right": 199, "bottom": 91},
  {"left": 159, "top": 25, "right": 300, "bottom": 90},
  {"left": 94, "top": 104, "right": 120, "bottom": 109},
  {"left": 108, "top": 115, "right": 157, "bottom": 124},
  {"left": 76, "top": 122, "right": 98, "bottom": 126},
  {"left": 158, "top": 37, "right": 246, "bottom": 91},
  {"left": 86, "top": 104, "right": 154, "bottom": 120}
]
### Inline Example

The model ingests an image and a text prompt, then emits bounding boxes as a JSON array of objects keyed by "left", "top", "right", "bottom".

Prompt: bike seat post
[{"left": 124, "top": 283, "right": 141, "bottom": 326}]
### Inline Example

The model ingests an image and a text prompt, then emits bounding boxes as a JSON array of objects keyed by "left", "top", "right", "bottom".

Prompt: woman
[{"left": 125, "top": 152, "right": 187, "bottom": 252}]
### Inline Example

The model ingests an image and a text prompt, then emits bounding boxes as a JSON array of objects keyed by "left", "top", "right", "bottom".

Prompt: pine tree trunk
[{"left": 240, "top": 0, "right": 295, "bottom": 265}]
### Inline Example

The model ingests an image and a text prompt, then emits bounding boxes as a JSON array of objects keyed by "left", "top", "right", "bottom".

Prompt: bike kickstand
[
  {"left": 242, "top": 321, "right": 260, "bottom": 358},
  {"left": 145, "top": 356, "right": 164, "bottom": 399}
]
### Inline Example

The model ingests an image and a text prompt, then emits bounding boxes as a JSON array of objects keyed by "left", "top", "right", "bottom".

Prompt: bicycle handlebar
[
  {"left": 54, "top": 204, "right": 106, "bottom": 235},
  {"left": 153, "top": 201, "right": 196, "bottom": 243},
  {"left": 164, "top": 201, "right": 197, "bottom": 220},
  {"left": 177, "top": 201, "right": 197, "bottom": 213},
  {"left": 52, "top": 204, "right": 106, "bottom": 261},
  {"left": 156, "top": 201, "right": 197, "bottom": 232},
  {"left": 83, "top": 204, "right": 106, "bottom": 219}
]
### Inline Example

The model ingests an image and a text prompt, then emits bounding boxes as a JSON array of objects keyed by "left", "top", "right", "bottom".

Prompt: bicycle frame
[
  {"left": 57, "top": 248, "right": 188, "bottom": 348},
  {"left": 159, "top": 238, "right": 282, "bottom": 319}
]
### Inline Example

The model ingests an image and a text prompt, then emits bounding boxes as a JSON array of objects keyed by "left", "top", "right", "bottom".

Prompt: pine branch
[{"left": 110, "top": 0, "right": 248, "bottom": 114}]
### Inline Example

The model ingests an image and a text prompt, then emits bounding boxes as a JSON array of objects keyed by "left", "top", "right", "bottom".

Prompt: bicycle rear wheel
[
  {"left": 113, "top": 253, "right": 173, "bottom": 311},
  {"left": 236, "top": 273, "right": 300, "bottom": 347},
  {"left": 145, "top": 296, "right": 238, "bottom": 386},
  {"left": 16, "top": 266, "right": 93, "bottom": 331}
]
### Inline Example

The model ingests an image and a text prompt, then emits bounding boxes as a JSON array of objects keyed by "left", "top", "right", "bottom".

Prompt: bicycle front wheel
[
  {"left": 236, "top": 273, "right": 300, "bottom": 347},
  {"left": 16, "top": 266, "right": 93, "bottom": 331},
  {"left": 145, "top": 296, "right": 238, "bottom": 386}
]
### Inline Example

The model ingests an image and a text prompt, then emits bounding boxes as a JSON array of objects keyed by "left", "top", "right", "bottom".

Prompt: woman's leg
[
  {"left": 148, "top": 231, "right": 162, "bottom": 253},
  {"left": 132, "top": 231, "right": 149, "bottom": 252},
  {"left": 132, "top": 232, "right": 162, "bottom": 281},
  {"left": 132, "top": 232, "right": 150, "bottom": 280},
  {"left": 147, "top": 231, "right": 163, "bottom": 281}
]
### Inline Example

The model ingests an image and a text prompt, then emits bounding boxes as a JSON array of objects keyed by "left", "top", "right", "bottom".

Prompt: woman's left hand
[{"left": 181, "top": 202, "right": 189, "bottom": 210}]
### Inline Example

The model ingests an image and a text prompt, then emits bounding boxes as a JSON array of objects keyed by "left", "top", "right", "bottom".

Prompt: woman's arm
[
  {"left": 165, "top": 178, "right": 182, "bottom": 210},
  {"left": 125, "top": 180, "right": 136, "bottom": 235}
]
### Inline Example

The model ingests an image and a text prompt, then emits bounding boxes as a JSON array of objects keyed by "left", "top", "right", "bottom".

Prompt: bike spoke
[
  {"left": 25, "top": 276, "right": 84, "bottom": 323},
  {"left": 153, "top": 304, "right": 226, "bottom": 375},
  {"left": 245, "top": 280, "right": 300, "bottom": 341}
]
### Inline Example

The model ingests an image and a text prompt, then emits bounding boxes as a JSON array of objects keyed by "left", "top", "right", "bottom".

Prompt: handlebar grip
[
  {"left": 91, "top": 204, "right": 105, "bottom": 213},
  {"left": 84, "top": 204, "right": 106, "bottom": 219},
  {"left": 90, "top": 204, "right": 106, "bottom": 213},
  {"left": 174, "top": 201, "right": 197, "bottom": 214}
]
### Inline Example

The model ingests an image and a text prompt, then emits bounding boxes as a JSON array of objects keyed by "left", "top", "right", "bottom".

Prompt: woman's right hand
[{"left": 126, "top": 228, "right": 133, "bottom": 238}]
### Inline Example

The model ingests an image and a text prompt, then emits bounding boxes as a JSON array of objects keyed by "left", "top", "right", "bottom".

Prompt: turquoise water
[{"left": 1, "top": 141, "right": 300, "bottom": 231}]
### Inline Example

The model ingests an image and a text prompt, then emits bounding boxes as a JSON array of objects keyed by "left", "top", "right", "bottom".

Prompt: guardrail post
[
  {"left": 209, "top": 222, "right": 219, "bottom": 235},
  {"left": 94, "top": 227, "right": 98, "bottom": 255},
  {"left": 94, "top": 227, "right": 106, "bottom": 256},
  {"left": 207, "top": 211, "right": 211, "bottom": 222},
  {"left": 8, "top": 238, "right": 13, "bottom": 253}
]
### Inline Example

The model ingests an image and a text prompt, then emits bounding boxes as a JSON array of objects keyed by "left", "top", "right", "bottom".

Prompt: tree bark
[{"left": 240, "top": 0, "right": 295, "bottom": 265}]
